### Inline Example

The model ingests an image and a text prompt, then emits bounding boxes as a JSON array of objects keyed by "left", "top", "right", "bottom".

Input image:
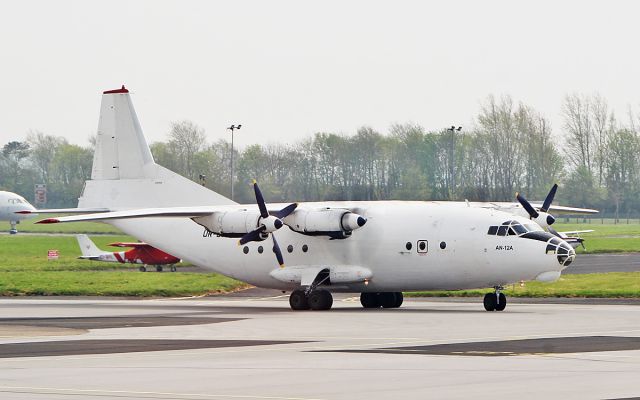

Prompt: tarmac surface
[{"left": 0, "top": 295, "right": 638, "bottom": 399}]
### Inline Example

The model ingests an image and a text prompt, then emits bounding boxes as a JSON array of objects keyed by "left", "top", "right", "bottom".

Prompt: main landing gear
[
  {"left": 483, "top": 286, "right": 507, "bottom": 312},
  {"left": 360, "top": 292, "right": 403, "bottom": 309},
  {"left": 289, "top": 289, "right": 333, "bottom": 311}
]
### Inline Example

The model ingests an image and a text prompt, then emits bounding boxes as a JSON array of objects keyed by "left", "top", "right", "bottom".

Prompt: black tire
[
  {"left": 380, "top": 292, "right": 398, "bottom": 308},
  {"left": 309, "top": 290, "right": 333, "bottom": 310},
  {"left": 495, "top": 293, "right": 507, "bottom": 311},
  {"left": 289, "top": 290, "right": 310, "bottom": 310},
  {"left": 170, "top": 265, "right": 177, "bottom": 272},
  {"left": 360, "top": 292, "right": 380, "bottom": 308},
  {"left": 392, "top": 292, "right": 404, "bottom": 308},
  {"left": 483, "top": 293, "right": 496, "bottom": 311},
  {"left": 139, "top": 266, "right": 147, "bottom": 272},
  {"left": 156, "top": 265, "right": 163, "bottom": 272}
]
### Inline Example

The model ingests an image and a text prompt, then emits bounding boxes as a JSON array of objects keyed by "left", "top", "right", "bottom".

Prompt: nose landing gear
[
  {"left": 360, "top": 292, "right": 404, "bottom": 309},
  {"left": 483, "top": 286, "right": 507, "bottom": 311}
]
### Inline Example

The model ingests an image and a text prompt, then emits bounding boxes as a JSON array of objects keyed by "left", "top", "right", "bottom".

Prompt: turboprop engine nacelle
[
  {"left": 193, "top": 211, "right": 265, "bottom": 238},
  {"left": 283, "top": 208, "right": 367, "bottom": 239},
  {"left": 531, "top": 212, "right": 556, "bottom": 230}
]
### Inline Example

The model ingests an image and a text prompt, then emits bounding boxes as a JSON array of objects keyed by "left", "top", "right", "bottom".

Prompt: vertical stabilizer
[
  {"left": 76, "top": 234, "right": 105, "bottom": 257},
  {"left": 79, "top": 86, "right": 234, "bottom": 209},
  {"left": 92, "top": 86, "right": 154, "bottom": 180}
]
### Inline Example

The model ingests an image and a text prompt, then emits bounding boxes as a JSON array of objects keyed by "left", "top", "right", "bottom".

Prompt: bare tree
[{"left": 168, "top": 120, "right": 207, "bottom": 180}]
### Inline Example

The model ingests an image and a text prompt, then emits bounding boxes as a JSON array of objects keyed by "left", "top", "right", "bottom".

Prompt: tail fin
[
  {"left": 79, "top": 86, "right": 234, "bottom": 210},
  {"left": 76, "top": 234, "right": 104, "bottom": 258}
]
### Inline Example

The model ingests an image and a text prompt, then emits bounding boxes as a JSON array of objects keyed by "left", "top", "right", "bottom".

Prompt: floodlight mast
[{"left": 227, "top": 124, "right": 242, "bottom": 201}]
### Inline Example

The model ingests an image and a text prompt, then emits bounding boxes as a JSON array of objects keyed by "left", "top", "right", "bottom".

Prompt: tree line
[{"left": 1, "top": 94, "right": 639, "bottom": 217}]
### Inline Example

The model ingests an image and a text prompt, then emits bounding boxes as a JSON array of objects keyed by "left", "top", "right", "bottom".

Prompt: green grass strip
[{"left": 406, "top": 272, "right": 640, "bottom": 298}]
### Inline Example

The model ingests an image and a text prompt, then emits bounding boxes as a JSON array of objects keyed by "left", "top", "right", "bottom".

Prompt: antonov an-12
[{"left": 32, "top": 86, "right": 597, "bottom": 311}]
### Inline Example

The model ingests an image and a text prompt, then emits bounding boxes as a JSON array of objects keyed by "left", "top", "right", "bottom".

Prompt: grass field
[
  {"left": 554, "top": 222, "right": 640, "bottom": 253},
  {"left": 0, "top": 221, "right": 638, "bottom": 297},
  {"left": 0, "top": 232, "right": 246, "bottom": 296},
  {"left": 406, "top": 272, "right": 640, "bottom": 298}
]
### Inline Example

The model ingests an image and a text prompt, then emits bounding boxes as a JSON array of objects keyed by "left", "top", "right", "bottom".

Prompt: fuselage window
[
  {"left": 497, "top": 226, "right": 508, "bottom": 236},
  {"left": 439, "top": 241, "right": 446, "bottom": 249},
  {"left": 405, "top": 242, "right": 412, "bottom": 251},
  {"left": 487, "top": 226, "right": 498, "bottom": 235},
  {"left": 243, "top": 246, "right": 249, "bottom": 254},
  {"left": 417, "top": 240, "right": 428, "bottom": 253},
  {"left": 258, "top": 246, "right": 264, "bottom": 254}
]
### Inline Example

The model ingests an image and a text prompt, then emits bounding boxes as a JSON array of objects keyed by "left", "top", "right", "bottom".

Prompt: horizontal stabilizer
[
  {"left": 37, "top": 207, "right": 220, "bottom": 224},
  {"left": 16, "top": 207, "right": 110, "bottom": 215}
]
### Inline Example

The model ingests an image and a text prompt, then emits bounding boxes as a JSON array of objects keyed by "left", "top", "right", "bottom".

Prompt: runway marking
[{"left": 0, "top": 386, "right": 326, "bottom": 400}]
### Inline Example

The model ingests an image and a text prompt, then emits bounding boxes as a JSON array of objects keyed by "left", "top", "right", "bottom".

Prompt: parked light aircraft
[
  {"left": 76, "top": 234, "right": 181, "bottom": 272},
  {"left": 0, "top": 191, "right": 36, "bottom": 233},
  {"left": 31, "top": 86, "right": 598, "bottom": 311}
]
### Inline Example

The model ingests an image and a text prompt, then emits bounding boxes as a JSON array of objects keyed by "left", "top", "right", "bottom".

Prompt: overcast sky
[{"left": 1, "top": 0, "right": 638, "bottom": 148}]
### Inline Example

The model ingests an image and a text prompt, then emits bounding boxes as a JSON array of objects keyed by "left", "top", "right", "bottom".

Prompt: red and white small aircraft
[{"left": 76, "top": 234, "right": 180, "bottom": 272}]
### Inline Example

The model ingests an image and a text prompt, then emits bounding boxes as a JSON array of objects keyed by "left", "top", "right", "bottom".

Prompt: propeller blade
[
  {"left": 238, "top": 226, "right": 266, "bottom": 245},
  {"left": 272, "top": 234, "right": 285, "bottom": 268},
  {"left": 540, "top": 184, "right": 558, "bottom": 213},
  {"left": 252, "top": 180, "right": 269, "bottom": 218},
  {"left": 271, "top": 203, "right": 298, "bottom": 219},
  {"left": 516, "top": 192, "right": 539, "bottom": 219},
  {"left": 547, "top": 226, "right": 561, "bottom": 237}
]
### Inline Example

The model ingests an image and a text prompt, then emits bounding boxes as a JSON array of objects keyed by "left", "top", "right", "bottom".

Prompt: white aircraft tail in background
[{"left": 76, "top": 234, "right": 109, "bottom": 259}]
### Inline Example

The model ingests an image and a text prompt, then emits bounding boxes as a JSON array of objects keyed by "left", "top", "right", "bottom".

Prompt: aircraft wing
[
  {"left": 558, "top": 230, "right": 594, "bottom": 236},
  {"left": 471, "top": 202, "right": 598, "bottom": 215},
  {"left": 541, "top": 205, "right": 598, "bottom": 215},
  {"left": 36, "top": 206, "right": 222, "bottom": 223},
  {"left": 108, "top": 242, "right": 150, "bottom": 248}
]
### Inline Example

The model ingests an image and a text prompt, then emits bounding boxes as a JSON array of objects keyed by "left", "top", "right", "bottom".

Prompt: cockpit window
[
  {"left": 488, "top": 221, "right": 536, "bottom": 236},
  {"left": 525, "top": 224, "right": 543, "bottom": 232}
]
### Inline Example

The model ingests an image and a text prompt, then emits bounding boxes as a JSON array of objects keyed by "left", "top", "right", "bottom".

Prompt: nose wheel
[{"left": 483, "top": 287, "right": 507, "bottom": 311}]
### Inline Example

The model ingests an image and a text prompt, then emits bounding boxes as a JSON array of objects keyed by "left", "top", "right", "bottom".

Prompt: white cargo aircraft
[
  {"left": 0, "top": 191, "right": 36, "bottom": 233},
  {"left": 32, "top": 86, "right": 598, "bottom": 311}
]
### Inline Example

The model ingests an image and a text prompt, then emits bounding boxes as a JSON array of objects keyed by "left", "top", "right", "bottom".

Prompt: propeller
[
  {"left": 238, "top": 180, "right": 297, "bottom": 268},
  {"left": 515, "top": 184, "right": 558, "bottom": 229},
  {"left": 548, "top": 226, "right": 586, "bottom": 250}
]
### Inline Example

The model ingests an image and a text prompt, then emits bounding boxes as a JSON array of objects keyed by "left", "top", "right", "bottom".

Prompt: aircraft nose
[{"left": 555, "top": 240, "right": 575, "bottom": 269}]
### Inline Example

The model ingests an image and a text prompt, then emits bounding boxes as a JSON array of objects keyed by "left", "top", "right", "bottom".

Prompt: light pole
[
  {"left": 227, "top": 124, "right": 242, "bottom": 200},
  {"left": 446, "top": 125, "right": 462, "bottom": 199}
]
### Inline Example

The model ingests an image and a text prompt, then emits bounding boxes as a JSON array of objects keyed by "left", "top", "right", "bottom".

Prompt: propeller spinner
[{"left": 238, "top": 180, "right": 297, "bottom": 268}]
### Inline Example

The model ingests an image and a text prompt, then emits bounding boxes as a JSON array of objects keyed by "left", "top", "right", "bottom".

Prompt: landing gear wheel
[
  {"left": 495, "top": 293, "right": 507, "bottom": 311},
  {"left": 483, "top": 293, "right": 497, "bottom": 311},
  {"left": 392, "top": 292, "right": 404, "bottom": 308},
  {"left": 360, "top": 292, "right": 380, "bottom": 308},
  {"left": 170, "top": 265, "right": 177, "bottom": 272},
  {"left": 380, "top": 292, "right": 398, "bottom": 308},
  {"left": 156, "top": 265, "right": 163, "bottom": 272},
  {"left": 139, "top": 266, "right": 147, "bottom": 272},
  {"left": 289, "top": 289, "right": 310, "bottom": 310},
  {"left": 308, "top": 290, "right": 333, "bottom": 310}
]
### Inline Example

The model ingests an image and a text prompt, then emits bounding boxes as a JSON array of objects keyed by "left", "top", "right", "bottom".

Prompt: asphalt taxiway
[{"left": 0, "top": 295, "right": 639, "bottom": 400}]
